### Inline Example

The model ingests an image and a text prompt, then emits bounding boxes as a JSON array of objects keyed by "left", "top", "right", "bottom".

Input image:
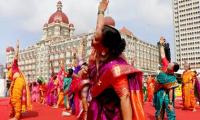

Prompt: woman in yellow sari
[
  {"left": 7, "top": 40, "right": 32, "bottom": 120},
  {"left": 182, "top": 63, "right": 196, "bottom": 111}
]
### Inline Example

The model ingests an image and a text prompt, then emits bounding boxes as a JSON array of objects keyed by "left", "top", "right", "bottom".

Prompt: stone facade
[{"left": 6, "top": 1, "right": 159, "bottom": 81}]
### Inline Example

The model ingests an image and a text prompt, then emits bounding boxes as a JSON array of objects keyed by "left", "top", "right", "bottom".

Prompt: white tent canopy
[{"left": 0, "top": 79, "right": 6, "bottom": 97}]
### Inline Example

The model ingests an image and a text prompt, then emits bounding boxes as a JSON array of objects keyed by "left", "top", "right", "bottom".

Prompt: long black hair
[{"left": 101, "top": 25, "right": 126, "bottom": 59}]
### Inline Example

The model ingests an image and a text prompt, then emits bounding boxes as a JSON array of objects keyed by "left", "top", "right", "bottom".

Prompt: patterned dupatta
[
  {"left": 90, "top": 57, "right": 146, "bottom": 120},
  {"left": 20, "top": 72, "right": 32, "bottom": 112},
  {"left": 154, "top": 72, "right": 179, "bottom": 93}
]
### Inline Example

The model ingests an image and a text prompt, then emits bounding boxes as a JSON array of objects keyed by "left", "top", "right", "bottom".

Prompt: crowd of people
[{"left": 5, "top": 0, "right": 200, "bottom": 120}]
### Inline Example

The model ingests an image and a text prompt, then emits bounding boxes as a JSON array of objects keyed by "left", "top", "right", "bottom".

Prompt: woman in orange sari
[
  {"left": 146, "top": 75, "right": 155, "bottom": 102},
  {"left": 182, "top": 63, "right": 196, "bottom": 111},
  {"left": 7, "top": 40, "right": 32, "bottom": 120}
]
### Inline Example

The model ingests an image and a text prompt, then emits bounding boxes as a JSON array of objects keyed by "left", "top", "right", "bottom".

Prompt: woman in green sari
[{"left": 153, "top": 37, "right": 179, "bottom": 120}]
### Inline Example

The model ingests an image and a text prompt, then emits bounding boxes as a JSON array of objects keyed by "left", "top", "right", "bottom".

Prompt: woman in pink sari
[
  {"left": 46, "top": 74, "right": 58, "bottom": 106},
  {"left": 31, "top": 82, "right": 40, "bottom": 102}
]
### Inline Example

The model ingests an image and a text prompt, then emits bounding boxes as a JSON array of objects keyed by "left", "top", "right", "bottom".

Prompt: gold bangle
[{"left": 98, "top": 10, "right": 104, "bottom": 15}]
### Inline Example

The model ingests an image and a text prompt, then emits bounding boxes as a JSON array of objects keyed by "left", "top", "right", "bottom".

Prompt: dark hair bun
[
  {"left": 119, "top": 38, "right": 126, "bottom": 53},
  {"left": 68, "top": 68, "right": 74, "bottom": 76},
  {"left": 173, "top": 62, "right": 180, "bottom": 72},
  {"left": 102, "top": 25, "right": 126, "bottom": 58}
]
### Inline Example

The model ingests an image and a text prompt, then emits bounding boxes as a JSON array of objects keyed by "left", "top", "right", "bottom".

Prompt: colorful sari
[
  {"left": 63, "top": 77, "right": 72, "bottom": 107},
  {"left": 195, "top": 77, "right": 200, "bottom": 102},
  {"left": 87, "top": 57, "right": 145, "bottom": 120},
  {"left": 66, "top": 73, "right": 90, "bottom": 119},
  {"left": 68, "top": 77, "right": 82, "bottom": 116},
  {"left": 146, "top": 78, "right": 155, "bottom": 102},
  {"left": 46, "top": 76, "right": 58, "bottom": 106},
  {"left": 153, "top": 72, "right": 179, "bottom": 120},
  {"left": 56, "top": 69, "right": 65, "bottom": 107},
  {"left": 182, "top": 70, "right": 196, "bottom": 109},
  {"left": 31, "top": 83, "right": 40, "bottom": 102},
  {"left": 39, "top": 83, "right": 47, "bottom": 104},
  {"left": 8, "top": 59, "right": 32, "bottom": 119}
]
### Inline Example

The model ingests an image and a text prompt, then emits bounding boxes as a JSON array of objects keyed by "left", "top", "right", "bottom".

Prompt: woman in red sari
[
  {"left": 63, "top": 63, "right": 90, "bottom": 120},
  {"left": 87, "top": 0, "right": 145, "bottom": 120}
]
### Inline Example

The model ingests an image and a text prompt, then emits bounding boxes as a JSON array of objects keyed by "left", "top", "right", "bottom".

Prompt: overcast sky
[{"left": 0, "top": 0, "right": 174, "bottom": 64}]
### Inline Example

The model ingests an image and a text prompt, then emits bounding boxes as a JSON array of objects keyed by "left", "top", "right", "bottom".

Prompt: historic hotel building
[{"left": 6, "top": 1, "right": 159, "bottom": 81}]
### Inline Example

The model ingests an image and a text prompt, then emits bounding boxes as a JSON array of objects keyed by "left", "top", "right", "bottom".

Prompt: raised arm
[
  {"left": 14, "top": 40, "right": 19, "bottom": 60},
  {"left": 12, "top": 40, "right": 20, "bottom": 68},
  {"left": 50, "top": 61, "right": 54, "bottom": 75},
  {"left": 159, "top": 37, "right": 169, "bottom": 71},
  {"left": 93, "top": 0, "right": 109, "bottom": 44},
  {"left": 59, "top": 59, "right": 65, "bottom": 71},
  {"left": 71, "top": 47, "right": 78, "bottom": 67},
  {"left": 159, "top": 37, "right": 166, "bottom": 59}
]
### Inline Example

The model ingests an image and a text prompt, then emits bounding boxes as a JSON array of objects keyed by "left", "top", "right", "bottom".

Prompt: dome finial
[{"left": 57, "top": 1, "right": 62, "bottom": 11}]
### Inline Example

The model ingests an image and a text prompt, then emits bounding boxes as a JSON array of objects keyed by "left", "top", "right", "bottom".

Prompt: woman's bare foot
[
  {"left": 9, "top": 117, "right": 18, "bottom": 120},
  {"left": 9, "top": 112, "right": 15, "bottom": 118},
  {"left": 52, "top": 105, "right": 58, "bottom": 108}
]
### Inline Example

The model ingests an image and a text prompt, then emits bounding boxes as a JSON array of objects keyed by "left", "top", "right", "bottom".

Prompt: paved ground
[{"left": 1, "top": 98, "right": 200, "bottom": 120}]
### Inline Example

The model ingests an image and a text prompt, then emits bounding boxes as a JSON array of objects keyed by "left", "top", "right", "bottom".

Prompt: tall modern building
[
  {"left": 0, "top": 64, "right": 4, "bottom": 78},
  {"left": 6, "top": 1, "right": 159, "bottom": 81},
  {"left": 173, "top": 0, "right": 200, "bottom": 70}
]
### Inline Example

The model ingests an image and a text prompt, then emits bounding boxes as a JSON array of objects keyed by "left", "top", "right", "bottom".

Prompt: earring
[{"left": 101, "top": 51, "right": 106, "bottom": 56}]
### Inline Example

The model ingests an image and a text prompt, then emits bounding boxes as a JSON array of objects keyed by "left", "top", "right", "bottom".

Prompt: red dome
[
  {"left": 48, "top": 11, "right": 69, "bottom": 24},
  {"left": 48, "top": 1, "right": 69, "bottom": 24},
  {"left": 104, "top": 16, "right": 115, "bottom": 27},
  {"left": 119, "top": 27, "right": 133, "bottom": 36},
  {"left": 6, "top": 47, "right": 15, "bottom": 53}
]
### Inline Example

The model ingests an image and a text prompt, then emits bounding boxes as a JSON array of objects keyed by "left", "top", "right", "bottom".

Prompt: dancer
[
  {"left": 62, "top": 63, "right": 90, "bottom": 120},
  {"left": 46, "top": 62, "right": 57, "bottom": 106},
  {"left": 153, "top": 37, "right": 179, "bottom": 120},
  {"left": 31, "top": 81, "right": 40, "bottom": 102},
  {"left": 63, "top": 68, "right": 73, "bottom": 113},
  {"left": 38, "top": 79, "right": 46, "bottom": 104},
  {"left": 77, "top": 63, "right": 90, "bottom": 120},
  {"left": 182, "top": 62, "right": 196, "bottom": 111},
  {"left": 53, "top": 60, "right": 66, "bottom": 108},
  {"left": 146, "top": 75, "right": 155, "bottom": 102},
  {"left": 7, "top": 40, "right": 32, "bottom": 120},
  {"left": 87, "top": 0, "right": 145, "bottom": 120},
  {"left": 194, "top": 71, "right": 200, "bottom": 105}
]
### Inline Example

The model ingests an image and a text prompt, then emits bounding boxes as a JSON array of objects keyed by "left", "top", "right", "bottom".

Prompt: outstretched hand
[
  {"left": 98, "top": 0, "right": 109, "bottom": 12},
  {"left": 16, "top": 40, "right": 19, "bottom": 48},
  {"left": 58, "top": 59, "right": 64, "bottom": 69},
  {"left": 159, "top": 36, "right": 165, "bottom": 45}
]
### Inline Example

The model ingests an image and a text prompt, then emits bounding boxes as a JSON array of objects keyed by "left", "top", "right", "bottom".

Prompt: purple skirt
[
  {"left": 195, "top": 79, "right": 200, "bottom": 101},
  {"left": 87, "top": 88, "right": 122, "bottom": 120}
]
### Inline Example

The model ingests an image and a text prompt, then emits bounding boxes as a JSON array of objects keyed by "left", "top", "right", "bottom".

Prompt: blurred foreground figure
[{"left": 87, "top": 0, "right": 145, "bottom": 120}]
